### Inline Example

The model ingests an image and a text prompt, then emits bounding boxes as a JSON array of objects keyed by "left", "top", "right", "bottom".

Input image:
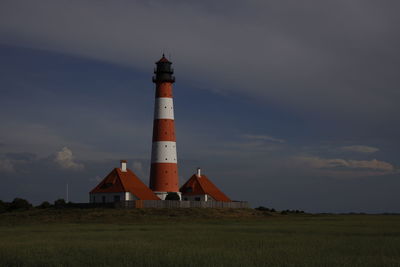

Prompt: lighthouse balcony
[
  {"left": 152, "top": 75, "right": 175, "bottom": 83},
  {"left": 154, "top": 67, "right": 174, "bottom": 74}
]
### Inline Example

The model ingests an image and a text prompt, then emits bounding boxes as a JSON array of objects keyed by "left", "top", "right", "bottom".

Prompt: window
[
  {"left": 102, "top": 196, "right": 106, "bottom": 203},
  {"left": 114, "top": 195, "right": 120, "bottom": 202},
  {"left": 100, "top": 182, "right": 113, "bottom": 189},
  {"left": 195, "top": 197, "right": 201, "bottom": 201},
  {"left": 186, "top": 187, "right": 193, "bottom": 193}
]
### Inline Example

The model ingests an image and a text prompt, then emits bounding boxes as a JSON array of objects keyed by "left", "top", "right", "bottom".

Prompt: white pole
[{"left": 66, "top": 183, "right": 69, "bottom": 203}]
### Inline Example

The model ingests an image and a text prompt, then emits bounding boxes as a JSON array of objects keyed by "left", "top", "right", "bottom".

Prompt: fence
[{"left": 115, "top": 200, "right": 249, "bottom": 209}]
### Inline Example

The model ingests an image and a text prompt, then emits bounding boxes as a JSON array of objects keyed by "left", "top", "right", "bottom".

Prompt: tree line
[{"left": 0, "top": 198, "right": 69, "bottom": 213}]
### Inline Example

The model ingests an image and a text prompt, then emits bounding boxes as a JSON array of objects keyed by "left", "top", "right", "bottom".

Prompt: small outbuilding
[
  {"left": 90, "top": 160, "right": 159, "bottom": 203},
  {"left": 180, "top": 168, "right": 231, "bottom": 202}
]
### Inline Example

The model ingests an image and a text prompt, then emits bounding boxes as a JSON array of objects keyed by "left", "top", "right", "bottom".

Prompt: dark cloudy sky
[{"left": 1, "top": 1, "right": 399, "bottom": 212}]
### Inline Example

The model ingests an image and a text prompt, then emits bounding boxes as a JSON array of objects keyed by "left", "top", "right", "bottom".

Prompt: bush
[
  {"left": 279, "top": 209, "right": 306, "bottom": 215},
  {"left": 255, "top": 206, "right": 276, "bottom": 212},
  {"left": 54, "top": 199, "right": 66, "bottom": 208},
  {"left": 165, "top": 192, "right": 180, "bottom": 201},
  {"left": 0, "top": 200, "right": 7, "bottom": 213},
  {"left": 37, "top": 201, "right": 51, "bottom": 209},
  {"left": 9, "top": 198, "right": 32, "bottom": 211}
]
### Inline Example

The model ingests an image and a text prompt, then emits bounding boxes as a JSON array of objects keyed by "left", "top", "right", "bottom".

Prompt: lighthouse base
[{"left": 154, "top": 191, "right": 182, "bottom": 201}]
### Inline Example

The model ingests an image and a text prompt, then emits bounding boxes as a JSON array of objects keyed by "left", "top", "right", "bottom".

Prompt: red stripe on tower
[{"left": 149, "top": 55, "right": 180, "bottom": 200}]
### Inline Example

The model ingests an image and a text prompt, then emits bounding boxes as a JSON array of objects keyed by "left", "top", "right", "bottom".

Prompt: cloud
[
  {"left": 132, "top": 160, "right": 147, "bottom": 179},
  {"left": 132, "top": 161, "right": 143, "bottom": 172},
  {"left": 54, "top": 147, "right": 84, "bottom": 171},
  {"left": 0, "top": 152, "right": 38, "bottom": 173},
  {"left": 296, "top": 156, "right": 395, "bottom": 173},
  {"left": 0, "top": 121, "right": 132, "bottom": 161},
  {"left": 0, "top": 1, "right": 399, "bottom": 121},
  {"left": 348, "top": 159, "right": 394, "bottom": 171},
  {"left": 340, "top": 145, "right": 379, "bottom": 153},
  {"left": 5, "top": 152, "right": 37, "bottom": 161},
  {"left": 0, "top": 122, "right": 72, "bottom": 158},
  {"left": 242, "top": 134, "right": 286, "bottom": 143},
  {"left": 0, "top": 159, "right": 14, "bottom": 173},
  {"left": 90, "top": 175, "right": 102, "bottom": 182}
]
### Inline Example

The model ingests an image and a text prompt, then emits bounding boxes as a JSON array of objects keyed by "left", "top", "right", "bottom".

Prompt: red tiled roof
[
  {"left": 90, "top": 168, "right": 159, "bottom": 200},
  {"left": 180, "top": 174, "right": 231, "bottom": 202},
  {"left": 156, "top": 54, "right": 171, "bottom": 63}
]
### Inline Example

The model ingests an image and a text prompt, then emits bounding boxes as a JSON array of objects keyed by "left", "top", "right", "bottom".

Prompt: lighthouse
[
  {"left": 88, "top": 55, "right": 244, "bottom": 207},
  {"left": 149, "top": 55, "right": 180, "bottom": 200}
]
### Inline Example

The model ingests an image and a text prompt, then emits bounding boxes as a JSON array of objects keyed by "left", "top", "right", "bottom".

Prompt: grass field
[{"left": 0, "top": 209, "right": 399, "bottom": 266}]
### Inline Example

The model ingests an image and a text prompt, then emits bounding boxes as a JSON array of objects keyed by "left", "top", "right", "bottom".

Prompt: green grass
[{"left": 0, "top": 209, "right": 400, "bottom": 266}]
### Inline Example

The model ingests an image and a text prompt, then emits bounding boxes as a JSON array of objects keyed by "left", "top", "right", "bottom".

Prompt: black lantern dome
[{"left": 152, "top": 54, "right": 175, "bottom": 83}]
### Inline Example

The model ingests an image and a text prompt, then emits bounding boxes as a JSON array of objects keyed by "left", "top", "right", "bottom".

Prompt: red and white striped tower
[{"left": 149, "top": 55, "right": 180, "bottom": 200}]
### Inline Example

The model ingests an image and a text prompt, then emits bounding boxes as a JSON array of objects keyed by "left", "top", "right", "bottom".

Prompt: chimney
[
  {"left": 120, "top": 160, "right": 127, "bottom": 172},
  {"left": 196, "top": 167, "right": 201, "bottom": 177}
]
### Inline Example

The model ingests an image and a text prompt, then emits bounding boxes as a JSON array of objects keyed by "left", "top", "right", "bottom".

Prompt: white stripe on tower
[
  {"left": 151, "top": 98, "right": 177, "bottom": 164},
  {"left": 154, "top": 98, "right": 174, "bottom": 120},
  {"left": 151, "top": 142, "right": 177, "bottom": 163}
]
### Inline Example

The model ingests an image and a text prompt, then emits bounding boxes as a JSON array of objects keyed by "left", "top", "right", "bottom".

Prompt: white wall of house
[
  {"left": 90, "top": 192, "right": 138, "bottom": 203},
  {"left": 125, "top": 192, "right": 138, "bottom": 201},
  {"left": 154, "top": 191, "right": 182, "bottom": 200},
  {"left": 181, "top": 194, "right": 215, "bottom": 202},
  {"left": 154, "top": 192, "right": 168, "bottom": 200}
]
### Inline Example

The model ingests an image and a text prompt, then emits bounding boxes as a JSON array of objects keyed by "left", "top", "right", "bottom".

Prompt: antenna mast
[{"left": 66, "top": 183, "right": 69, "bottom": 203}]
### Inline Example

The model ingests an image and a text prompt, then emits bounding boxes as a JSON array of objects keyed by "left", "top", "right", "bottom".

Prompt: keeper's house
[
  {"left": 180, "top": 168, "right": 231, "bottom": 202},
  {"left": 90, "top": 160, "right": 159, "bottom": 203}
]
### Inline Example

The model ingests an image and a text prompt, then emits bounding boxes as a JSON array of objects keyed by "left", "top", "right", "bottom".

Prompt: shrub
[
  {"left": 165, "top": 192, "right": 180, "bottom": 201},
  {"left": 255, "top": 206, "right": 276, "bottom": 212},
  {"left": 54, "top": 199, "right": 66, "bottom": 208},
  {"left": 38, "top": 201, "right": 51, "bottom": 209},
  {"left": 9, "top": 198, "right": 32, "bottom": 211},
  {"left": 279, "top": 209, "right": 306, "bottom": 214}
]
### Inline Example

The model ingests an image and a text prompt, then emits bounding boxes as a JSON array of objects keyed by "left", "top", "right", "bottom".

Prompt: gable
[
  {"left": 117, "top": 169, "right": 159, "bottom": 200},
  {"left": 90, "top": 168, "right": 159, "bottom": 200},
  {"left": 180, "top": 174, "right": 231, "bottom": 202},
  {"left": 90, "top": 169, "right": 125, "bottom": 193}
]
